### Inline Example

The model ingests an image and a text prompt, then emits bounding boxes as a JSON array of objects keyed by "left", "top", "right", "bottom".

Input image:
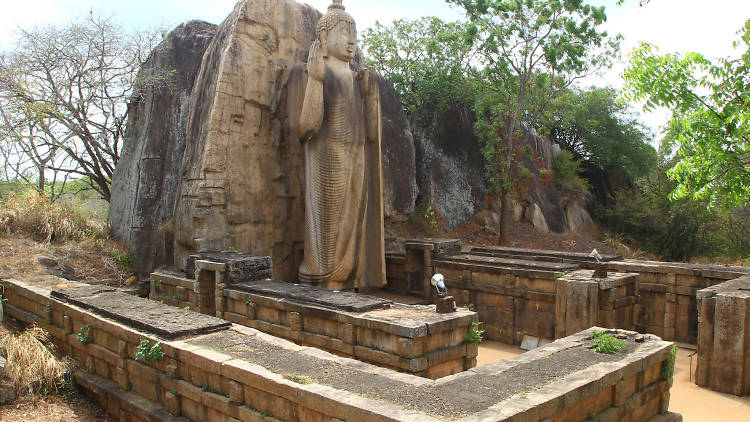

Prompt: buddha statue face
[{"left": 324, "top": 22, "right": 357, "bottom": 63}]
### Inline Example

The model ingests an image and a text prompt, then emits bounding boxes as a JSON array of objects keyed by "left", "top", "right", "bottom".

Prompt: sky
[{"left": 1, "top": 0, "right": 749, "bottom": 134}]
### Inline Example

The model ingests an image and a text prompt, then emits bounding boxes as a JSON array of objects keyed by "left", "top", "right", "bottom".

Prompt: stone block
[
  {"left": 189, "top": 252, "right": 272, "bottom": 283},
  {"left": 165, "top": 390, "right": 181, "bottom": 416},
  {"left": 339, "top": 323, "right": 355, "bottom": 344},
  {"left": 696, "top": 276, "right": 750, "bottom": 396},
  {"left": 228, "top": 380, "right": 244, "bottom": 404},
  {"left": 289, "top": 311, "right": 303, "bottom": 331}
]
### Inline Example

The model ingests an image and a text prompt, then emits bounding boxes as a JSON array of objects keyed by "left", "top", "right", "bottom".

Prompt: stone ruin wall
[
  {"left": 385, "top": 244, "right": 750, "bottom": 346},
  {"left": 2, "top": 278, "right": 680, "bottom": 422}
]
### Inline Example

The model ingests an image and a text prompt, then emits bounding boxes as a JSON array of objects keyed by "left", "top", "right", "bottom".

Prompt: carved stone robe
[{"left": 287, "top": 64, "right": 386, "bottom": 291}]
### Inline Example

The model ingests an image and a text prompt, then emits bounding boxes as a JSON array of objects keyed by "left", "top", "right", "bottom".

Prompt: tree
[
  {"left": 622, "top": 20, "right": 750, "bottom": 208},
  {"left": 0, "top": 14, "right": 166, "bottom": 201},
  {"left": 361, "top": 17, "right": 473, "bottom": 125},
  {"left": 446, "top": 0, "right": 620, "bottom": 243},
  {"left": 546, "top": 86, "right": 656, "bottom": 182}
]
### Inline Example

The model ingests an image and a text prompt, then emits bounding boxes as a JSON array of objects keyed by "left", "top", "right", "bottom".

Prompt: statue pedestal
[{"left": 436, "top": 295, "right": 456, "bottom": 313}]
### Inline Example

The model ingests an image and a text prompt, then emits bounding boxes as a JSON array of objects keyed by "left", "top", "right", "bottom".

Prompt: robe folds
[{"left": 287, "top": 64, "right": 386, "bottom": 291}]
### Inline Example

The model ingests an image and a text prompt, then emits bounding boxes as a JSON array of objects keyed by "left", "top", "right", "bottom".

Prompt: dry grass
[
  {"left": 1, "top": 325, "right": 71, "bottom": 395},
  {"left": 0, "top": 191, "right": 106, "bottom": 243}
]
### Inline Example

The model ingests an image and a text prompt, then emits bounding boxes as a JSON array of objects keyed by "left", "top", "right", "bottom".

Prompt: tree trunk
[
  {"left": 37, "top": 165, "right": 45, "bottom": 197},
  {"left": 499, "top": 190, "right": 513, "bottom": 245}
]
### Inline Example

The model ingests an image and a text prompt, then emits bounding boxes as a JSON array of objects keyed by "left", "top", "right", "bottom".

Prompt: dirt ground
[{"left": 0, "top": 237, "right": 133, "bottom": 287}]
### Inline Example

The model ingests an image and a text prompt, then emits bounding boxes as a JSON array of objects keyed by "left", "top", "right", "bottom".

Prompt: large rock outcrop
[
  {"left": 414, "top": 104, "right": 486, "bottom": 230},
  {"left": 109, "top": 21, "right": 218, "bottom": 278},
  {"left": 110, "top": 0, "right": 417, "bottom": 280}
]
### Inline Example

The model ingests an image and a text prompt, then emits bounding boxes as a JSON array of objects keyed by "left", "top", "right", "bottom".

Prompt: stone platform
[
  {"left": 51, "top": 285, "right": 230, "bottom": 340},
  {"left": 223, "top": 280, "right": 478, "bottom": 379},
  {"left": 230, "top": 280, "right": 392, "bottom": 312},
  {"left": 3, "top": 278, "right": 680, "bottom": 422}
]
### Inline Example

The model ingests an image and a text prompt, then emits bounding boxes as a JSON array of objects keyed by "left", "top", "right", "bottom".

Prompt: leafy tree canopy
[
  {"left": 360, "top": 17, "right": 473, "bottom": 124},
  {"left": 622, "top": 20, "right": 750, "bottom": 208},
  {"left": 546, "top": 86, "right": 656, "bottom": 181}
]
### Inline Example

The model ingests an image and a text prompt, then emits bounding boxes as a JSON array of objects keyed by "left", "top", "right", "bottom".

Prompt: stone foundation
[
  {"left": 696, "top": 276, "right": 750, "bottom": 396},
  {"left": 463, "top": 245, "right": 750, "bottom": 344},
  {"left": 151, "top": 270, "right": 478, "bottom": 379},
  {"left": 2, "top": 278, "right": 680, "bottom": 422}
]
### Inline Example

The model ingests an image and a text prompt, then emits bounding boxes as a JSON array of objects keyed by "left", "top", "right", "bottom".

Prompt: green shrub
[
  {"left": 135, "top": 339, "right": 164, "bottom": 363},
  {"left": 465, "top": 322, "right": 485, "bottom": 344},
  {"left": 591, "top": 330, "right": 625, "bottom": 354},
  {"left": 111, "top": 252, "right": 136, "bottom": 271},
  {"left": 661, "top": 345, "right": 677, "bottom": 380},
  {"left": 76, "top": 325, "right": 92, "bottom": 345},
  {"left": 552, "top": 150, "right": 590, "bottom": 197}
]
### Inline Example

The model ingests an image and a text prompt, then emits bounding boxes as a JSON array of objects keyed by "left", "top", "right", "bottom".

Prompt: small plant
[
  {"left": 518, "top": 391, "right": 528, "bottom": 399},
  {"left": 111, "top": 252, "right": 136, "bottom": 270},
  {"left": 126, "top": 381, "right": 133, "bottom": 391},
  {"left": 135, "top": 339, "right": 164, "bottom": 363},
  {"left": 171, "top": 294, "right": 180, "bottom": 300},
  {"left": 184, "top": 305, "right": 191, "bottom": 311},
  {"left": 591, "top": 330, "right": 625, "bottom": 354},
  {"left": 661, "top": 345, "right": 678, "bottom": 380},
  {"left": 201, "top": 384, "right": 215, "bottom": 393},
  {"left": 227, "top": 246, "right": 239, "bottom": 253},
  {"left": 423, "top": 205, "right": 439, "bottom": 232},
  {"left": 244, "top": 297, "right": 252, "bottom": 305},
  {"left": 76, "top": 325, "right": 92, "bottom": 345},
  {"left": 465, "top": 322, "right": 485, "bottom": 344}
]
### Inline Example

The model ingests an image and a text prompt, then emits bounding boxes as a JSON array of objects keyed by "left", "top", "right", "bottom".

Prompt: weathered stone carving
[
  {"left": 287, "top": 0, "right": 385, "bottom": 290},
  {"left": 110, "top": 0, "right": 415, "bottom": 282}
]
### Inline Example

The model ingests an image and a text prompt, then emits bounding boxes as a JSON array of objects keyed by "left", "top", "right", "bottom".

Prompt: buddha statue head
[{"left": 316, "top": 0, "right": 357, "bottom": 62}]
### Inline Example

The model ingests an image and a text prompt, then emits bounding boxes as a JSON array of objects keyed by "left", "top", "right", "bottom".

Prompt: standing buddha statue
[{"left": 287, "top": 0, "right": 386, "bottom": 291}]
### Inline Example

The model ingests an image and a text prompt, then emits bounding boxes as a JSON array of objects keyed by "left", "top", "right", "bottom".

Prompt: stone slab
[
  {"left": 51, "top": 286, "right": 230, "bottom": 339},
  {"left": 230, "top": 280, "right": 392, "bottom": 312},
  {"left": 470, "top": 246, "right": 622, "bottom": 263},
  {"left": 186, "top": 252, "right": 272, "bottom": 282},
  {"left": 442, "top": 254, "right": 578, "bottom": 272},
  {"left": 405, "top": 238, "right": 462, "bottom": 256},
  {"left": 696, "top": 276, "right": 750, "bottom": 299}
]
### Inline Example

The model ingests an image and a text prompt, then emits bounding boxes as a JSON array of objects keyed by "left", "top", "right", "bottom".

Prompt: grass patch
[
  {"left": 591, "top": 330, "right": 626, "bottom": 354},
  {"left": 2, "top": 325, "right": 70, "bottom": 394},
  {"left": 0, "top": 190, "right": 106, "bottom": 243}
]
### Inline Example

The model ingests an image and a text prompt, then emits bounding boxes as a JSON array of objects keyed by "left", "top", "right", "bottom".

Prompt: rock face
[
  {"left": 414, "top": 104, "right": 486, "bottom": 230},
  {"left": 380, "top": 78, "right": 417, "bottom": 216},
  {"left": 170, "top": 0, "right": 321, "bottom": 281},
  {"left": 565, "top": 202, "right": 595, "bottom": 234},
  {"left": 110, "top": 0, "right": 417, "bottom": 281},
  {"left": 524, "top": 203, "right": 549, "bottom": 234},
  {"left": 109, "top": 21, "right": 218, "bottom": 278}
]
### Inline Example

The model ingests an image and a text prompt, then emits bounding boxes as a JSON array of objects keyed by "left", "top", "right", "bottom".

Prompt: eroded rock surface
[{"left": 109, "top": 20, "right": 218, "bottom": 278}]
